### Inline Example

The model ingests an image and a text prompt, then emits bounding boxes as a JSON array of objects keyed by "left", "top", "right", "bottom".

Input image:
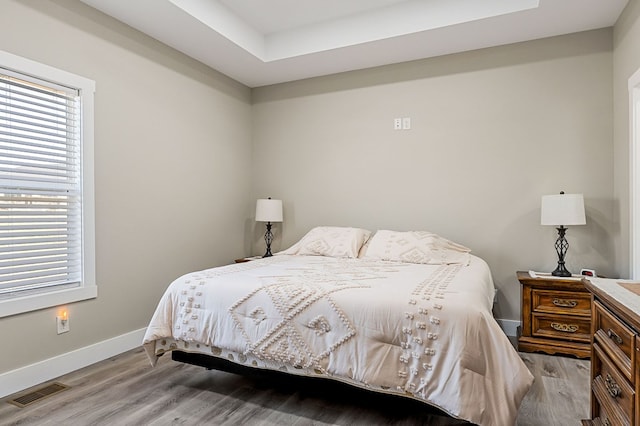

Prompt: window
[{"left": 0, "top": 50, "right": 95, "bottom": 317}]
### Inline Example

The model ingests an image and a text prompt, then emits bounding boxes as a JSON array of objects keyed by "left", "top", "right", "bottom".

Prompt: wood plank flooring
[{"left": 0, "top": 347, "right": 590, "bottom": 425}]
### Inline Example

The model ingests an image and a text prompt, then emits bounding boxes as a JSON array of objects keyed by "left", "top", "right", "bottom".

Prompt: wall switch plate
[
  {"left": 394, "top": 118, "right": 402, "bottom": 130},
  {"left": 402, "top": 117, "right": 411, "bottom": 130},
  {"left": 57, "top": 316, "right": 69, "bottom": 334}
]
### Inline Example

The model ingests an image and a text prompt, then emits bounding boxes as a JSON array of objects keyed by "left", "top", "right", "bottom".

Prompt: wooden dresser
[
  {"left": 517, "top": 271, "right": 591, "bottom": 358},
  {"left": 582, "top": 277, "right": 640, "bottom": 425}
]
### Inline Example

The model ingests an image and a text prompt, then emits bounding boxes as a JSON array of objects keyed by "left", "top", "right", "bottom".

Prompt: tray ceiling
[{"left": 79, "top": 0, "right": 628, "bottom": 87}]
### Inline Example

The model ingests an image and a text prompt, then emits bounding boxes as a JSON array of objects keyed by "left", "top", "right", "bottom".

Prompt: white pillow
[
  {"left": 363, "top": 230, "right": 471, "bottom": 265},
  {"left": 279, "top": 226, "right": 372, "bottom": 258}
]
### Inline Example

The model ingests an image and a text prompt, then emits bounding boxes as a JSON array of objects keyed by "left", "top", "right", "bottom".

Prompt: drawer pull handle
[
  {"left": 605, "top": 373, "right": 622, "bottom": 398},
  {"left": 550, "top": 322, "right": 578, "bottom": 333},
  {"left": 607, "top": 329, "right": 623, "bottom": 345},
  {"left": 552, "top": 298, "right": 577, "bottom": 308}
]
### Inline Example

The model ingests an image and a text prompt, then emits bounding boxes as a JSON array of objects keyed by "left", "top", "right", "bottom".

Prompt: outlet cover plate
[{"left": 57, "top": 316, "right": 69, "bottom": 334}]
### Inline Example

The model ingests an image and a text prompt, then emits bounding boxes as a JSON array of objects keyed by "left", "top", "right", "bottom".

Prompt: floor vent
[{"left": 8, "top": 382, "right": 70, "bottom": 408}]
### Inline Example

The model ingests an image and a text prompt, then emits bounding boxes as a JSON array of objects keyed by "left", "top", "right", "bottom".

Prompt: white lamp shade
[
  {"left": 541, "top": 193, "right": 586, "bottom": 226},
  {"left": 255, "top": 198, "right": 283, "bottom": 222}
]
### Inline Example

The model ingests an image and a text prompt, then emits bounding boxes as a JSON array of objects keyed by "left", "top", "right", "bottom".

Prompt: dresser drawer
[
  {"left": 592, "top": 343, "right": 634, "bottom": 424},
  {"left": 591, "top": 393, "right": 631, "bottom": 426},
  {"left": 594, "top": 301, "right": 636, "bottom": 382},
  {"left": 531, "top": 313, "right": 591, "bottom": 343},
  {"left": 532, "top": 289, "right": 591, "bottom": 316}
]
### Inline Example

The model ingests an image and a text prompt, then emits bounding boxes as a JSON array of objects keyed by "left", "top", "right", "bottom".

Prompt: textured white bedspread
[{"left": 143, "top": 255, "right": 533, "bottom": 426}]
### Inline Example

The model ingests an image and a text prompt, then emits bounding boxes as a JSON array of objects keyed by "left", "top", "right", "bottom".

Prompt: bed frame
[
  {"left": 171, "top": 350, "right": 251, "bottom": 375},
  {"left": 169, "top": 350, "right": 468, "bottom": 423}
]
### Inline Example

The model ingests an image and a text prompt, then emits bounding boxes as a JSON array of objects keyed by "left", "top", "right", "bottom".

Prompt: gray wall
[
  {"left": 1, "top": 0, "right": 635, "bottom": 377},
  {"left": 0, "top": 0, "right": 252, "bottom": 373},
  {"left": 613, "top": 0, "right": 640, "bottom": 277},
  {"left": 252, "top": 29, "right": 615, "bottom": 321}
]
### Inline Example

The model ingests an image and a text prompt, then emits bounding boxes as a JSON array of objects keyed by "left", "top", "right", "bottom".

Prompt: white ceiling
[{"left": 79, "top": 0, "right": 628, "bottom": 88}]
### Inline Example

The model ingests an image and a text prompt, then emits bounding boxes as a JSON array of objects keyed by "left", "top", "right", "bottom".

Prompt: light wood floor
[{"left": 0, "top": 347, "right": 590, "bottom": 425}]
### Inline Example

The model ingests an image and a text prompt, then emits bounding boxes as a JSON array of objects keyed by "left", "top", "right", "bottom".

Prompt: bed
[{"left": 142, "top": 227, "right": 534, "bottom": 426}]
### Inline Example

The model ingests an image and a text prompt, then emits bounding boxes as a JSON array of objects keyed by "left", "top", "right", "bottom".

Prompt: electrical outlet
[
  {"left": 57, "top": 314, "right": 69, "bottom": 334},
  {"left": 393, "top": 118, "right": 402, "bottom": 130}
]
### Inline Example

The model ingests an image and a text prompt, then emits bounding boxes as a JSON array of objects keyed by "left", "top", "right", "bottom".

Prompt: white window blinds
[{"left": 0, "top": 69, "right": 82, "bottom": 295}]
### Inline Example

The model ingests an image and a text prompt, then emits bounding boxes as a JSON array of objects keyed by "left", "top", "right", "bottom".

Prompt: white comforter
[{"left": 143, "top": 255, "right": 533, "bottom": 426}]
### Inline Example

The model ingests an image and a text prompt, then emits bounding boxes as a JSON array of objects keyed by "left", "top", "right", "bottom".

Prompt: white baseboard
[
  {"left": 0, "top": 327, "right": 146, "bottom": 399},
  {"left": 496, "top": 318, "right": 520, "bottom": 337}
]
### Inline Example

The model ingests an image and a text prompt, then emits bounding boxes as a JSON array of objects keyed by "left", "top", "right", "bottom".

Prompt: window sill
[{"left": 0, "top": 285, "right": 97, "bottom": 318}]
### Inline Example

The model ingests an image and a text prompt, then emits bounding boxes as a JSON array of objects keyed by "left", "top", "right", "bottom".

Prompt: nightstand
[
  {"left": 234, "top": 256, "right": 261, "bottom": 263},
  {"left": 517, "top": 270, "right": 591, "bottom": 358}
]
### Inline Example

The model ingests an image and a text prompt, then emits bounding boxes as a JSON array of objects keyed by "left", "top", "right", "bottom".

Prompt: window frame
[
  {"left": 0, "top": 50, "right": 95, "bottom": 318},
  {"left": 631, "top": 66, "right": 640, "bottom": 279}
]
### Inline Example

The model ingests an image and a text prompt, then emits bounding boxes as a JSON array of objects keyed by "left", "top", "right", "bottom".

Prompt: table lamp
[
  {"left": 255, "top": 197, "right": 283, "bottom": 257},
  {"left": 541, "top": 191, "right": 586, "bottom": 277}
]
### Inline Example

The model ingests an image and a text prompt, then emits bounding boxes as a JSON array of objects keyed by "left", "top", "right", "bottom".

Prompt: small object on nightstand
[
  {"left": 580, "top": 268, "right": 596, "bottom": 277},
  {"left": 517, "top": 270, "right": 591, "bottom": 358}
]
